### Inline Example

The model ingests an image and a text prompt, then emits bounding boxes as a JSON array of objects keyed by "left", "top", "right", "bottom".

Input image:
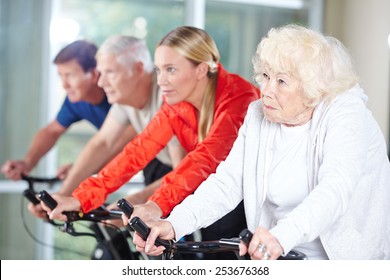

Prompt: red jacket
[{"left": 73, "top": 65, "right": 260, "bottom": 215}]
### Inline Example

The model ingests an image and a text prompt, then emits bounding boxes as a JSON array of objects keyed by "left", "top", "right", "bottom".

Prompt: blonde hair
[
  {"left": 157, "top": 26, "right": 220, "bottom": 142},
  {"left": 97, "top": 35, "right": 154, "bottom": 74},
  {"left": 253, "top": 24, "right": 358, "bottom": 107}
]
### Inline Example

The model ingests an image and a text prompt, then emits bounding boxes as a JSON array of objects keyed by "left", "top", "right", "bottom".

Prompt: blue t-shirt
[{"left": 56, "top": 96, "right": 111, "bottom": 129}]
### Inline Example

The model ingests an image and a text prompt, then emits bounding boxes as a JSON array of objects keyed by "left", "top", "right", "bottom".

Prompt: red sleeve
[
  {"left": 149, "top": 90, "right": 259, "bottom": 217},
  {"left": 72, "top": 109, "right": 174, "bottom": 213}
]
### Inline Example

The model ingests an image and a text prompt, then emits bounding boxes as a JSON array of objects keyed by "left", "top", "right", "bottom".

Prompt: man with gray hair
[{"left": 29, "top": 35, "right": 184, "bottom": 219}]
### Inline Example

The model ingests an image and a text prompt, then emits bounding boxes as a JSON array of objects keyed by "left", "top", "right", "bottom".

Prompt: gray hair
[
  {"left": 97, "top": 35, "right": 154, "bottom": 73},
  {"left": 253, "top": 24, "right": 358, "bottom": 106}
]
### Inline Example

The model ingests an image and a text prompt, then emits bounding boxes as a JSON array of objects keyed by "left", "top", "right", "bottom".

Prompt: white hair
[
  {"left": 97, "top": 35, "right": 154, "bottom": 73},
  {"left": 253, "top": 24, "right": 358, "bottom": 106}
]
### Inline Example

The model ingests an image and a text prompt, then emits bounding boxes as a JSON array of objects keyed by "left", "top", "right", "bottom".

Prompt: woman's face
[
  {"left": 154, "top": 46, "right": 204, "bottom": 107},
  {"left": 261, "top": 66, "right": 313, "bottom": 126}
]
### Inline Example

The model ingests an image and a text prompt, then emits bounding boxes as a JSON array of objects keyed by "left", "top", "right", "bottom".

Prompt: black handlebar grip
[
  {"left": 239, "top": 228, "right": 253, "bottom": 245},
  {"left": 129, "top": 216, "right": 172, "bottom": 250},
  {"left": 23, "top": 189, "right": 40, "bottom": 205},
  {"left": 129, "top": 216, "right": 150, "bottom": 240},
  {"left": 117, "top": 198, "right": 134, "bottom": 217},
  {"left": 238, "top": 228, "right": 307, "bottom": 260},
  {"left": 38, "top": 190, "right": 58, "bottom": 210}
]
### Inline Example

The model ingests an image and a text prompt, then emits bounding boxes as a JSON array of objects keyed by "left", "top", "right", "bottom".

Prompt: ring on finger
[
  {"left": 263, "top": 252, "right": 271, "bottom": 260},
  {"left": 258, "top": 243, "right": 266, "bottom": 253}
]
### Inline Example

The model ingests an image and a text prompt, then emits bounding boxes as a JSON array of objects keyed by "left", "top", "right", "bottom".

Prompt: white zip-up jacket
[{"left": 167, "top": 84, "right": 390, "bottom": 259}]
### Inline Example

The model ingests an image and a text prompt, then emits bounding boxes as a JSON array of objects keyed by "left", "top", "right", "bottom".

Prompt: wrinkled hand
[
  {"left": 56, "top": 164, "right": 73, "bottom": 180},
  {"left": 133, "top": 220, "right": 175, "bottom": 256},
  {"left": 1, "top": 160, "right": 28, "bottom": 180},
  {"left": 40, "top": 193, "right": 81, "bottom": 221},
  {"left": 239, "top": 227, "right": 284, "bottom": 260},
  {"left": 27, "top": 202, "right": 49, "bottom": 219},
  {"left": 121, "top": 200, "right": 163, "bottom": 226}
]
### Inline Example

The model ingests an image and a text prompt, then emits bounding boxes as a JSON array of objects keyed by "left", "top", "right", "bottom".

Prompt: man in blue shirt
[{"left": 1, "top": 40, "right": 110, "bottom": 180}]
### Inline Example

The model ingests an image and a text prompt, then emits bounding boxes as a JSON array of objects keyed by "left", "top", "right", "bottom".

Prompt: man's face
[
  {"left": 96, "top": 53, "right": 139, "bottom": 105},
  {"left": 56, "top": 59, "right": 95, "bottom": 103}
]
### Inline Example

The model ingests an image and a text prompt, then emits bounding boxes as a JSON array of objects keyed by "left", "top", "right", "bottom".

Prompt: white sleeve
[{"left": 166, "top": 106, "right": 251, "bottom": 239}]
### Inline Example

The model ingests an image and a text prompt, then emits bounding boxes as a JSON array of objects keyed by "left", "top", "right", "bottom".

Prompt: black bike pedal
[
  {"left": 23, "top": 189, "right": 40, "bottom": 205},
  {"left": 38, "top": 190, "right": 58, "bottom": 210},
  {"left": 117, "top": 198, "right": 134, "bottom": 217}
]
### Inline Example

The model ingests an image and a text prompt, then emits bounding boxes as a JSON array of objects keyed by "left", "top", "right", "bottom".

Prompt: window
[{"left": 205, "top": 0, "right": 314, "bottom": 80}]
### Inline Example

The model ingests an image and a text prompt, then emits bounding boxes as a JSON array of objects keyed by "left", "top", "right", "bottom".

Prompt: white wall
[{"left": 325, "top": 0, "right": 390, "bottom": 148}]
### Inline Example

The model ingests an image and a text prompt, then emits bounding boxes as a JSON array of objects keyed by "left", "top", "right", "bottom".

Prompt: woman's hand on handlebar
[
  {"left": 239, "top": 227, "right": 284, "bottom": 260},
  {"left": 133, "top": 220, "right": 175, "bottom": 256},
  {"left": 40, "top": 193, "right": 81, "bottom": 221},
  {"left": 105, "top": 192, "right": 149, "bottom": 227},
  {"left": 27, "top": 202, "right": 48, "bottom": 219},
  {"left": 122, "top": 200, "right": 163, "bottom": 226}
]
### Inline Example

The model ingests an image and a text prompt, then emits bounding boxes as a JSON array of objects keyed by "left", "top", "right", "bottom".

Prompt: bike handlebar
[
  {"left": 29, "top": 189, "right": 308, "bottom": 260},
  {"left": 21, "top": 174, "right": 61, "bottom": 205},
  {"left": 116, "top": 198, "right": 173, "bottom": 250},
  {"left": 116, "top": 198, "right": 307, "bottom": 260},
  {"left": 21, "top": 174, "right": 61, "bottom": 184},
  {"left": 129, "top": 216, "right": 173, "bottom": 249},
  {"left": 219, "top": 229, "right": 307, "bottom": 260},
  {"left": 22, "top": 189, "right": 40, "bottom": 205},
  {"left": 117, "top": 198, "right": 134, "bottom": 217},
  {"left": 20, "top": 177, "right": 122, "bottom": 223},
  {"left": 38, "top": 190, "right": 58, "bottom": 209},
  {"left": 37, "top": 190, "right": 123, "bottom": 222},
  {"left": 18, "top": 181, "right": 139, "bottom": 259}
]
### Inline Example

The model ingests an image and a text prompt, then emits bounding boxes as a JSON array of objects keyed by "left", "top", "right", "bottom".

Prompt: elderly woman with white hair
[{"left": 134, "top": 24, "right": 390, "bottom": 260}]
